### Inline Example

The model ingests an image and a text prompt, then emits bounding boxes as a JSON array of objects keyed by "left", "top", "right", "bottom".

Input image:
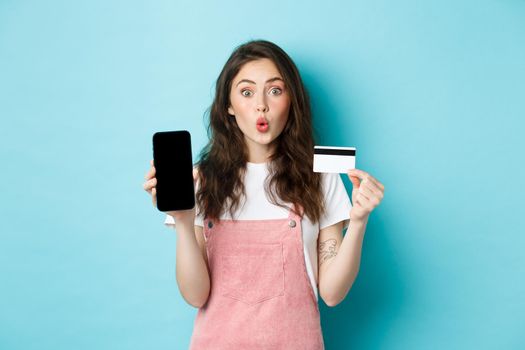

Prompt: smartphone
[{"left": 152, "top": 130, "right": 195, "bottom": 211}]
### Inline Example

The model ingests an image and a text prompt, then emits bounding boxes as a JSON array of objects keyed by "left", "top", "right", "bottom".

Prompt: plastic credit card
[{"left": 313, "top": 146, "right": 356, "bottom": 173}]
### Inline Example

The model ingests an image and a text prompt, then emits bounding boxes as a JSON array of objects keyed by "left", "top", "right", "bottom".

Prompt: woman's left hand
[{"left": 347, "top": 169, "right": 385, "bottom": 222}]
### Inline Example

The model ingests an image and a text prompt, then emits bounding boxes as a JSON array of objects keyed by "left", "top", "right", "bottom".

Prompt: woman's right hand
[{"left": 143, "top": 159, "right": 196, "bottom": 227}]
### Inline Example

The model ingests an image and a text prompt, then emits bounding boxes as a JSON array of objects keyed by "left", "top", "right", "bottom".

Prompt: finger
[
  {"left": 348, "top": 169, "right": 374, "bottom": 187},
  {"left": 151, "top": 188, "right": 157, "bottom": 206},
  {"left": 356, "top": 189, "right": 371, "bottom": 203},
  {"left": 143, "top": 178, "right": 157, "bottom": 191},
  {"left": 144, "top": 166, "right": 156, "bottom": 180},
  {"left": 348, "top": 174, "right": 361, "bottom": 188},
  {"left": 356, "top": 195, "right": 374, "bottom": 212},
  {"left": 349, "top": 169, "right": 384, "bottom": 190},
  {"left": 363, "top": 173, "right": 383, "bottom": 190},
  {"left": 358, "top": 184, "right": 375, "bottom": 199},
  {"left": 362, "top": 179, "right": 384, "bottom": 198},
  {"left": 348, "top": 168, "right": 368, "bottom": 179},
  {"left": 370, "top": 178, "right": 384, "bottom": 191},
  {"left": 359, "top": 185, "right": 383, "bottom": 208},
  {"left": 363, "top": 192, "right": 381, "bottom": 208},
  {"left": 355, "top": 196, "right": 366, "bottom": 209}
]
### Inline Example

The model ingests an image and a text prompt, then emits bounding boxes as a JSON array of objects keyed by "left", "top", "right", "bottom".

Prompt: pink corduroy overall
[{"left": 189, "top": 209, "right": 325, "bottom": 349}]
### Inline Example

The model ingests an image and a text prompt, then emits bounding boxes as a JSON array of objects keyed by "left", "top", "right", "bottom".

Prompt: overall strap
[{"left": 288, "top": 204, "right": 304, "bottom": 220}]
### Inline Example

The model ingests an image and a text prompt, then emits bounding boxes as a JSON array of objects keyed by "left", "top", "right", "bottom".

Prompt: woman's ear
[{"left": 228, "top": 106, "right": 235, "bottom": 116}]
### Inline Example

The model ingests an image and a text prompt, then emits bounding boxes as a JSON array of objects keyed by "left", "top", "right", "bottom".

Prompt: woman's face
[{"left": 228, "top": 58, "right": 291, "bottom": 161}]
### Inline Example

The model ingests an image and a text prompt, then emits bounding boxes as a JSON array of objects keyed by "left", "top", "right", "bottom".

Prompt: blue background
[{"left": 1, "top": 1, "right": 524, "bottom": 349}]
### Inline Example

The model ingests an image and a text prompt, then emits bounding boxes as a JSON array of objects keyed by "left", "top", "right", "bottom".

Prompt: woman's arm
[
  {"left": 317, "top": 217, "right": 368, "bottom": 307},
  {"left": 145, "top": 162, "right": 210, "bottom": 308},
  {"left": 318, "top": 168, "right": 384, "bottom": 307},
  {"left": 174, "top": 219, "right": 211, "bottom": 308}
]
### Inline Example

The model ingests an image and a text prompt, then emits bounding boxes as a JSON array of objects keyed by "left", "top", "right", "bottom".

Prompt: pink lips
[{"left": 256, "top": 117, "right": 269, "bottom": 132}]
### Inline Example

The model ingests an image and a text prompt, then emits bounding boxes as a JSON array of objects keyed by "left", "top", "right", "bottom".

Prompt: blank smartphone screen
[{"left": 152, "top": 130, "right": 195, "bottom": 211}]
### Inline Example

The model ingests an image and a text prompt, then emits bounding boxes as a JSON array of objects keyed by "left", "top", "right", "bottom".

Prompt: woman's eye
[
  {"left": 269, "top": 88, "right": 282, "bottom": 95},
  {"left": 241, "top": 89, "right": 253, "bottom": 97}
]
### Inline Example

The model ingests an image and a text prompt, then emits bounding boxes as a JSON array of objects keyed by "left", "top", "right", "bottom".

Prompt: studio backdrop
[{"left": 1, "top": 1, "right": 524, "bottom": 349}]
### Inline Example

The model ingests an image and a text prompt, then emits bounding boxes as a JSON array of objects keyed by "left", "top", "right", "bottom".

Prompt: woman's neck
[
  {"left": 246, "top": 141, "right": 275, "bottom": 163},
  {"left": 248, "top": 153, "right": 270, "bottom": 163}
]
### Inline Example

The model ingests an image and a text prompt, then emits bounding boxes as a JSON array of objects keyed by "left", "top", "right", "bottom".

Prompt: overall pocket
[{"left": 218, "top": 243, "right": 285, "bottom": 305}]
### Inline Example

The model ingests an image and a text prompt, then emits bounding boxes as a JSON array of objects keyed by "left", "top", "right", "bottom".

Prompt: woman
[{"left": 143, "top": 40, "right": 385, "bottom": 349}]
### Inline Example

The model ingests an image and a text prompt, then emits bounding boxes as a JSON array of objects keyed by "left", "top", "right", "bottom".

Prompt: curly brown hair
[{"left": 196, "top": 40, "right": 325, "bottom": 222}]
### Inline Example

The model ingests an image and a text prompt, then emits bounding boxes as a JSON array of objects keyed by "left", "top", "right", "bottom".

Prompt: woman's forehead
[{"left": 233, "top": 58, "right": 283, "bottom": 83}]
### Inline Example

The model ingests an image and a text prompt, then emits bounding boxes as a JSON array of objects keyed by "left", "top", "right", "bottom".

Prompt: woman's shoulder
[
  {"left": 318, "top": 172, "right": 352, "bottom": 228},
  {"left": 320, "top": 172, "right": 345, "bottom": 194}
]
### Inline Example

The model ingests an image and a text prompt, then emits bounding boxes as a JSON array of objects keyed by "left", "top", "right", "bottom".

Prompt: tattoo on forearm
[{"left": 319, "top": 239, "right": 338, "bottom": 265}]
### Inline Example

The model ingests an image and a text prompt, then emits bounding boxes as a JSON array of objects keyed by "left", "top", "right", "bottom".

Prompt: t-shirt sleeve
[
  {"left": 163, "top": 167, "right": 204, "bottom": 228},
  {"left": 163, "top": 211, "right": 204, "bottom": 227},
  {"left": 319, "top": 173, "right": 352, "bottom": 230}
]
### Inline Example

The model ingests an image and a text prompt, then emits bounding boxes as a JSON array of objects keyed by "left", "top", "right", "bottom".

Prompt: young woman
[{"left": 143, "top": 40, "right": 385, "bottom": 349}]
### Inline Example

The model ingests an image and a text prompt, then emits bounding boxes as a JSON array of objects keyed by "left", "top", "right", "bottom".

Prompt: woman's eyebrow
[{"left": 235, "top": 77, "right": 284, "bottom": 87}]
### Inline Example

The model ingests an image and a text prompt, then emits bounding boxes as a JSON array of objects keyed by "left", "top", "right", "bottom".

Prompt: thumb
[{"left": 349, "top": 174, "right": 361, "bottom": 189}]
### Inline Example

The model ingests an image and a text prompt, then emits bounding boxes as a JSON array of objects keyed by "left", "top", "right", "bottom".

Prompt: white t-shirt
[{"left": 164, "top": 162, "right": 352, "bottom": 301}]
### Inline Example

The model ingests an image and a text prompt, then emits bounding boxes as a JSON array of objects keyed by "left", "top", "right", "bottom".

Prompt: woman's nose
[
  {"left": 257, "top": 104, "right": 268, "bottom": 112},
  {"left": 256, "top": 97, "right": 268, "bottom": 112}
]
